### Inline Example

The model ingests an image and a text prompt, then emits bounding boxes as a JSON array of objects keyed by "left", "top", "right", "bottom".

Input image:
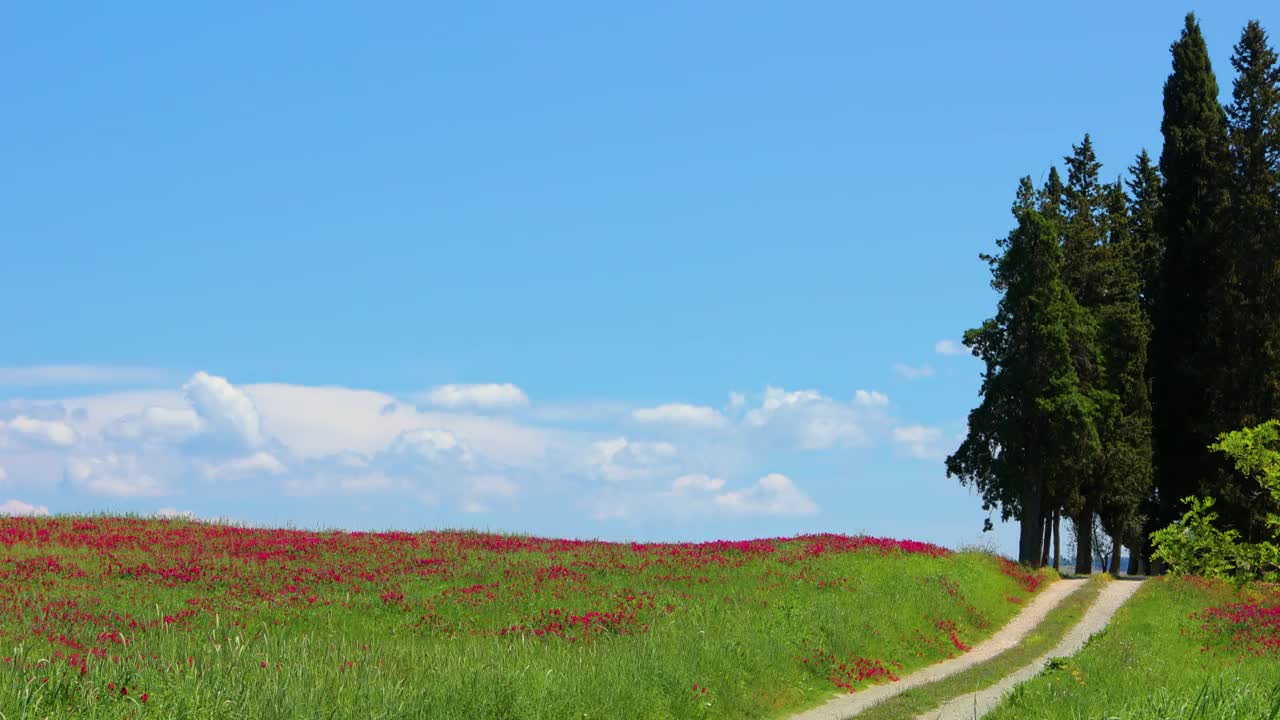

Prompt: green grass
[
  {"left": 853, "top": 576, "right": 1109, "bottom": 720},
  {"left": 986, "top": 577, "right": 1280, "bottom": 720},
  {"left": 0, "top": 516, "right": 1051, "bottom": 719}
]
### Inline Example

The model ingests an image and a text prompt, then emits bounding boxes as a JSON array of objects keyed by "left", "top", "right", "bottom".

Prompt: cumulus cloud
[
  {"left": 0, "top": 498, "right": 49, "bottom": 516},
  {"left": 713, "top": 473, "right": 818, "bottom": 515},
  {"left": 245, "top": 383, "right": 548, "bottom": 466},
  {"left": 64, "top": 454, "right": 166, "bottom": 497},
  {"left": 183, "top": 372, "right": 265, "bottom": 448},
  {"left": 587, "top": 437, "right": 678, "bottom": 482},
  {"left": 935, "top": 339, "right": 967, "bottom": 356},
  {"left": 632, "top": 403, "right": 726, "bottom": 428},
  {"left": 744, "top": 387, "right": 874, "bottom": 450},
  {"left": 421, "top": 383, "right": 529, "bottom": 409},
  {"left": 202, "top": 451, "right": 287, "bottom": 480},
  {"left": 385, "top": 429, "right": 473, "bottom": 467},
  {"left": 0, "top": 401, "right": 70, "bottom": 422},
  {"left": 0, "top": 416, "right": 77, "bottom": 448},
  {"left": 0, "top": 365, "right": 166, "bottom": 387},
  {"left": 0, "top": 371, "right": 944, "bottom": 524},
  {"left": 671, "top": 473, "right": 725, "bottom": 492},
  {"left": 854, "top": 389, "right": 890, "bottom": 407},
  {"left": 892, "top": 363, "right": 936, "bottom": 381},
  {"left": 892, "top": 424, "right": 948, "bottom": 460},
  {"left": 103, "top": 406, "right": 203, "bottom": 445}
]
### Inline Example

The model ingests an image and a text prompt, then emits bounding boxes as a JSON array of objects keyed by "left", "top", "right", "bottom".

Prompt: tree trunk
[
  {"left": 1052, "top": 509, "right": 1061, "bottom": 572},
  {"left": 1110, "top": 533, "right": 1122, "bottom": 577},
  {"left": 1040, "top": 512, "right": 1052, "bottom": 567},
  {"left": 1018, "top": 472, "right": 1043, "bottom": 566},
  {"left": 1074, "top": 506, "right": 1093, "bottom": 575}
]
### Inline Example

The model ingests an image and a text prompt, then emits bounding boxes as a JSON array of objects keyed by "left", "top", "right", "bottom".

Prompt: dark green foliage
[
  {"left": 955, "top": 15, "right": 1280, "bottom": 561},
  {"left": 1038, "top": 166, "right": 1065, "bottom": 225},
  {"left": 1225, "top": 21, "right": 1280, "bottom": 439},
  {"left": 947, "top": 206, "right": 1102, "bottom": 565},
  {"left": 1096, "top": 181, "right": 1155, "bottom": 563},
  {"left": 1057, "top": 136, "right": 1150, "bottom": 574},
  {"left": 1126, "top": 150, "right": 1164, "bottom": 321},
  {"left": 1151, "top": 13, "right": 1235, "bottom": 535}
]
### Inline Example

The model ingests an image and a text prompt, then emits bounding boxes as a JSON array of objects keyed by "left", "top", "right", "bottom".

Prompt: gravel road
[
  {"left": 787, "top": 577, "right": 1091, "bottom": 720},
  {"left": 913, "top": 577, "right": 1145, "bottom": 720}
]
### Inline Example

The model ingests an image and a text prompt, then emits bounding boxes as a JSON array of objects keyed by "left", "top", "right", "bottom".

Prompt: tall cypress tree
[
  {"left": 1096, "top": 181, "right": 1155, "bottom": 573},
  {"left": 1126, "top": 150, "right": 1164, "bottom": 325},
  {"left": 1219, "top": 20, "right": 1280, "bottom": 537},
  {"left": 1125, "top": 151, "right": 1163, "bottom": 574},
  {"left": 947, "top": 198, "right": 1102, "bottom": 565},
  {"left": 1152, "top": 12, "right": 1234, "bottom": 532},
  {"left": 1059, "top": 136, "right": 1140, "bottom": 575}
]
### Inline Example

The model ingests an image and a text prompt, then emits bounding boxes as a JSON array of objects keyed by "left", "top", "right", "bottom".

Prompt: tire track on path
[
  {"left": 913, "top": 577, "right": 1144, "bottom": 720},
  {"left": 787, "top": 577, "right": 1090, "bottom": 720}
]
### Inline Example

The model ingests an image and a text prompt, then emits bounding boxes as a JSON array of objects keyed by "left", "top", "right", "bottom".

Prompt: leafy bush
[{"left": 1150, "top": 421, "right": 1280, "bottom": 582}]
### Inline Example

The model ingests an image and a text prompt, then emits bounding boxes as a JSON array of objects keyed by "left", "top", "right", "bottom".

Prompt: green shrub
[{"left": 1149, "top": 421, "right": 1280, "bottom": 582}]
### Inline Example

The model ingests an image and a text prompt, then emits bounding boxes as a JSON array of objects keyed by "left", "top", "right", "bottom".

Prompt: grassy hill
[{"left": 0, "top": 516, "right": 1048, "bottom": 719}]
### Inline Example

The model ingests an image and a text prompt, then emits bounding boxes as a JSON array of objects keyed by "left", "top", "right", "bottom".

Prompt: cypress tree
[
  {"left": 947, "top": 199, "right": 1102, "bottom": 565},
  {"left": 1059, "top": 136, "right": 1138, "bottom": 575},
  {"left": 1219, "top": 20, "right": 1280, "bottom": 537},
  {"left": 1151, "top": 12, "right": 1233, "bottom": 533},
  {"left": 1039, "top": 167, "right": 1065, "bottom": 225},
  {"left": 1096, "top": 181, "right": 1155, "bottom": 573},
  {"left": 1124, "top": 151, "right": 1163, "bottom": 574},
  {"left": 1126, "top": 151, "right": 1164, "bottom": 327}
]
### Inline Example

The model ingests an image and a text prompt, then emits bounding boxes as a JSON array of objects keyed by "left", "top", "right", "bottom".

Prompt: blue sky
[{"left": 1, "top": 2, "right": 1273, "bottom": 554}]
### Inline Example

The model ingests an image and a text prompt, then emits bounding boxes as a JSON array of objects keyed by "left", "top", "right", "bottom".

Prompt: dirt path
[
  {"left": 913, "top": 578, "right": 1144, "bottom": 720},
  {"left": 787, "top": 577, "right": 1089, "bottom": 720}
]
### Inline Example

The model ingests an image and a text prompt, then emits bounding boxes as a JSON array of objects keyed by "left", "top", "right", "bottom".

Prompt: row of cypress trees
[{"left": 947, "top": 13, "right": 1280, "bottom": 571}]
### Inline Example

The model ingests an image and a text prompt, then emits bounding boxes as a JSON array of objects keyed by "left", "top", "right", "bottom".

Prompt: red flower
[
  {"left": 140, "top": 692, "right": 149, "bottom": 703},
  {"left": 261, "top": 660, "right": 268, "bottom": 668}
]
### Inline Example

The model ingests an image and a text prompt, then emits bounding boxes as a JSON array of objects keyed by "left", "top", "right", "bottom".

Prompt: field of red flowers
[
  {"left": 0, "top": 516, "right": 1046, "bottom": 719},
  {"left": 1189, "top": 580, "right": 1280, "bottom": 660}
]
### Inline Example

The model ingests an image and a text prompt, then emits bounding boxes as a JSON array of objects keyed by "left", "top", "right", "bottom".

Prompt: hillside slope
[{"left": 0, "top": 516, "right": 1048, "bottom": 719}]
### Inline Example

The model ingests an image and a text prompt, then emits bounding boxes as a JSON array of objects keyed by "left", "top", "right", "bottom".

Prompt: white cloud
[
  {"left": 0, "top": 365, "right": 166, "bottom": 387},
  {"left": 728, "top": 392, "right": 746, "bottom": 409},
  {"left": 183, "top": 372, "right": 265, "bottom": 448},
  {"left": 671, "top": 473, "right": 725, "bottom": 492},
  {"left": 64, "top": 454, "right": 166, "bottom": 497},
  {"left": 154, "top": 507, "right": 197, "bottom": 520},
  {"left": 892, "top": 363, "right": 936, "bottom": 381},
  {"left": 203, "top": 451, "right": 287, "bottom": 480},
  {"left": 104, "top": 406, "right": 203, "bottom": 445},
  {"left": 935, "top": 339, "right": 967, "bottom": 356},
  {"left": 587, "top": 437, "right": 678, "bottom": 482},
  {"left": 0, "top": 498, "right": 49, "bottom": 516},
  {"left": 892, "top": 424, "right": 948, "bottom": 460},
  {"left": 422, "top": 383, "right": 529, "bottom": 409},
  {"left": 854, "top": 389, "right": 890, "bottom": 407},
  {"left": 632, "top": 403, "right": 727, "bottom": 428},
  {"left": 744, "top": 387, "right": 872, "bottom": 450},
  {"left": 385, "top": 429, "right": 473, "bottom": 467},
  {"left": 713, "top": 473, "right": 818, "bottom": 515},
  {"left": 0, "top": 416, "right": 77, "bottom": 448},
  {"left": 245, "top": 383, "right": 549, "bottom": 466},
  {"left": 0, "top": 466, "right": 6, "bottom": 482}
]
